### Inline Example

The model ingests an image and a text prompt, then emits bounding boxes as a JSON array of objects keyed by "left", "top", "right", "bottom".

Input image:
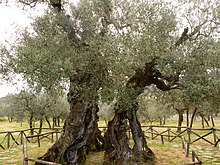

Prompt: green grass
[
  {"left": 0, "top": 119, "right": 29, "bottom": 132},
  {"left": 0, "top": 141, "right": 192, "bottom": 165},
  {"left": 0, "top": 141, "right": 53, "bottom": 165}
]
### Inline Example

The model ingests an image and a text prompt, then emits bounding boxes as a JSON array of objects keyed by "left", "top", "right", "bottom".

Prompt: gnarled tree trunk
[
  {"left": 127, "top": 103, "right": 155, "bottom": 164},
  {"left": 104, "top": 61, "right": 178, "bottom": 165},
  {"left": 36, "top": 73, "right": 104, "bottom": 164},
  {"left": 104, "top": 107, "right": 132, "bottom": 165},
  {"left": 104, "top": 101, "right": 155, "bottom": 165}
]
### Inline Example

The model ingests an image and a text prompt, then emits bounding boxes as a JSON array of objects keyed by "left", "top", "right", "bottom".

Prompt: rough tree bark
[
  {"left": 36, "top": 72, "right": 104, "bottom": 164},
  {"left": 17, "top": 0, "right": 204, "bottom": 164},
  {"left": 104, "top": 61, "right": 179, "bottom": 165},
  {"left": 127, "top": 103, "right": 155, "bottom": 164},
  {"left": 34, "top": 0, "right": 107, "bottom": 164}
]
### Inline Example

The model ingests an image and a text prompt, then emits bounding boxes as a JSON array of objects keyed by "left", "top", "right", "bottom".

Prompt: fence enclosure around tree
[{"left": 1, "top": 125, "right": 219, "bottom": 164}]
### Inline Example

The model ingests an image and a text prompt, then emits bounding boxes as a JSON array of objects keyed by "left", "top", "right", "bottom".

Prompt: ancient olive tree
[
  {"left": 1, "top": 0, "right": 113, "bottom": 164},
  {"left": 0, "top": 0, "right": 220, "bottom": 164},
  {"left": 103, "top": 0, "right": 220, "bottom": 164}
]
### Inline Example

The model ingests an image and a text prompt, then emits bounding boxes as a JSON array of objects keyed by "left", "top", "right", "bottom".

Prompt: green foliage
[
  {"left": 1, "top": 0, "right": 177, "bottom": 94},
  {"left": 0, "top": 0, "right": 220, "bottom": 118}
]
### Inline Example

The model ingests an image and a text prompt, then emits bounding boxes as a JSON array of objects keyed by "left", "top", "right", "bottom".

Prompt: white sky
[
  {"left": 0, "top": 1, "right": 78, "bottom": 98},
  {"left": 0, "top": 2, "right": 47, "bottom": 97}
]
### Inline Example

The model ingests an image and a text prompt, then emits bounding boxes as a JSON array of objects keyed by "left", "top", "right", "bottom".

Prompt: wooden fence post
[
  {"left": 37, "top": 134, "right": 40, "bottom": 147},
  {"left": 167, "top": 128, "right": 170, "bottom": 142},
  {"left": 150, "top": 126, "right": 153, "bottom": 140},
  {"left": 56, "top": 129, "right": 58, "bottom": 141},
  {"left": 52, "top": 132, "right": 54, "bottom": 143},
  {"left": 31, "top": 129, "right": 34, "bottom": 142},
  {"left": 186, "top": 127, "right": 191, "bottom": 157},
  {"left": 161, "top": 135, "right": 164, "bottom": 144},
  {"left": 192, "top": 150, "right": 195, "bottom": 162},
  {"left": 212, "top": 128, "right": 217, "bottom": 145},
  {"left": 23, "top": 136, "right": 28, "bottom": 165},
  {"left": 21, "top": 131, "right": 24, "bottom": 145},
  {"left": 7, "top": 132, "right": 10, "bottom": 149},
  {"left": 181, "top": 136, "right": 185, "bottom": 149}
]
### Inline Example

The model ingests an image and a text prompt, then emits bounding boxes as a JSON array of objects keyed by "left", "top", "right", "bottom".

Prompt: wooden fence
[
  {"left": 2, "top": 125, "right": 218, "bottom": 164},
  {"left": 23, "top": 135, "right": 61, "bottom": 165},
  {"left": 0, "top": 128, "right": 61, "bottom": 150},
  {"left": 180, "top": 138, "right": 202, "bottom": 165},
  {"left": 140, "top": 125, "right": 220, "bottom": 157}
]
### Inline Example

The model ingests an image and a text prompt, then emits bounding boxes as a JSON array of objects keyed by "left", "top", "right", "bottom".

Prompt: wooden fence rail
[
  {"left": 23, "top": 135, "right": 61, "bottom": 165},
  {"left": 0, "top": 128, "right": 61, "bottom": 150},
  {"left": 142, "top": 126, "right": 220, "bottom": 148}
]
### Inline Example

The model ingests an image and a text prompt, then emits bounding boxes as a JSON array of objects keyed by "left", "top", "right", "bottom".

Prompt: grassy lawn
[
  {"left": 0, "top": 118, "right": 220, "bottom": 164},
  {"left": 0, "top": 119, "right": 30, "bottom": 132},
  {"left": 0, "top": 139, "right": 192, "bottom": 165}
]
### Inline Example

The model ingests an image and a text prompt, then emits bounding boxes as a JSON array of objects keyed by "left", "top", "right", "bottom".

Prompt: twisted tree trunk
[
  {"left": 127, "top": 103, "right": 155, "bottom": 164},
  {"left": 104, "top": 61, "right": 178, "bottom": 165},
  {"left": 104, "top": 110, "right": 131, "bottom": 165},
  {"left": 104, "top": 101, "right": 155, "bottom": 165},
  {"left": 36, "top": 72, "right": 104, "bottom": 164}
]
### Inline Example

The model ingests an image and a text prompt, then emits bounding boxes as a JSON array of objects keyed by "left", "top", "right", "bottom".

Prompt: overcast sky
[
  {"left": 0, "top": 2, "right": 47, "bottom": 97},
  {"left": 0, "top": 1, "right": 78, "bottom": 97}
]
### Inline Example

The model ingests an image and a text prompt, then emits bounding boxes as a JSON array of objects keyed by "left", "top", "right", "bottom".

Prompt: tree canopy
[
  {"left": 0, "top": 0, "right": 219, "bottom": 101},
  {"left": 0, "top": 0, "right": 220, "bottom": 164}
]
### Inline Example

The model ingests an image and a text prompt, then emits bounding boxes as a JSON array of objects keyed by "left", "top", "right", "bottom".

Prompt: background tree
[
  {"left": 0, "top": 95, "right": 19, "bottom": 122},
  {"left": 138, "top": 88, "right": 174, "bottom": 125}
]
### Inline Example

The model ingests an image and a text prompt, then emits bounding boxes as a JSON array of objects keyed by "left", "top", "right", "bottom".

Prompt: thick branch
[
  {"left": 19, "top": 0, "right": 38, "bottom": 7},
  {"left": 174, "top": 21, "right": 207, "bottom": 47}
]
